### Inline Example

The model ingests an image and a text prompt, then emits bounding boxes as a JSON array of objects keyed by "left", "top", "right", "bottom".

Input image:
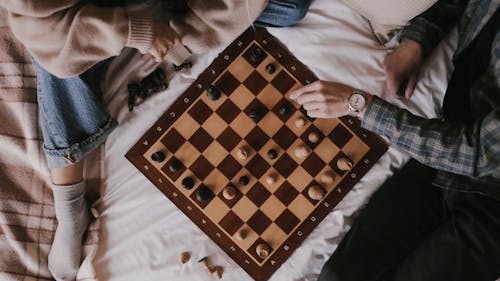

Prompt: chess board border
[{"left": 126, "top": 27, "right": 388, "bottom": 281}]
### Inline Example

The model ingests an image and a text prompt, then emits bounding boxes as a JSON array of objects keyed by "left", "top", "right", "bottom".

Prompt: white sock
[{"left": 48, "top": 181, "right": 90, "bottom": 281}]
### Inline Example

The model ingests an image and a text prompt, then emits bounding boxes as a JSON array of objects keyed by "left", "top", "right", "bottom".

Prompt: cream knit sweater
[{"left": 0, "top": 0, "right": 267, "bottom": 78}]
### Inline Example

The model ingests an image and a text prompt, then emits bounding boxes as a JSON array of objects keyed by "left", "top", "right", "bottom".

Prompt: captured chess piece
[
  {"left": 169, "top": 159, "right": 182, "bottom": 172},
  {"left": 256, "top": 243, "right": 271, "bottom": 259},
  {"left": 265, "top": 63, "right": 276, "bottom": 74},
  {"left": 337, "top": 157, "right": 353, "bottom": 171},
  {"left": 181, "top": 177, "right": 195, "bottom": 190},
  {"left": 222, "top": 185, "right": 237, "bottom": 200},
  {"left": 151, "top": 151, "right": 166, "bottom": 162},
  {"left": 308, "top": 185, "right": 326, "bottom": 201},
  {"left": 196, "top": 185, "right": 214, "bottom": 202},
  {"left": 207, "top": 85, "right": 221, "bottom": 101},
  {"left": 180, "top": 252, "right": 191, "bottom": 264},
  {"left": 294, "top": 144, "right": 311, "bottom": 159}
]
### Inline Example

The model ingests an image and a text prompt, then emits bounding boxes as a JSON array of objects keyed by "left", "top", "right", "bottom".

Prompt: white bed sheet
[{"left": 92, "top": 0, "right": 457, "bottom": 280}]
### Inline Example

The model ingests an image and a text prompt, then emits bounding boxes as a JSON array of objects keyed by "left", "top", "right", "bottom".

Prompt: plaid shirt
[{"left": 361, "top": 0, "right": 500, "bottom": 199}]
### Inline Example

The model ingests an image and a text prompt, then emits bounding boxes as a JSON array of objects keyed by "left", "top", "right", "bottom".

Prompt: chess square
[
  {"left": 245, "top": 126, "right": 269, "bottom": 150},
  {"left": 242, "top": 43, "right": 268, "bottom": 67},
  {"left": 204, "top": 169, "right": 230, "bottom": 195},
  {"left": 288, "top": 194, "right": 315, "bottom": 220},
  {"left": 217, "top": 127, "right": 242, "bottom": 151},
  {"left": 260, "top": 167, "right": 284, "bottom": 193},
  {"left": 274, "top": 181, "right": 299, "bottom": 205},
  {"left": 314, "top": 138, "right": 340, "bottom": 164},
  {"left": 301, "top": 180, "right": 324, "bottom": 205},
  {"left": 219, "top": 211, "right": 244, "bottom": 236},
  {"left": 227, "top": 57, "right": 254, "bottom": 82},
  {"left": 161, "top": 128, "right": 185, "bottom": 153},
  {"left": 203, "top": 114, "right": 227, "bottom": 139},
  {"left": 216, "top": 99, "right": 240, "bottom": 124},
  {"left": 173, "top": 114, "right": 199, "bottom": 140},
  {"left": 248, "top": 238, "right": 274, "bottom": 263},
  {"left": 301, "top": 153, "right": 326, "bottom": 177},
  {"left": 257, "top": 84, "right": 284, "bottom": 110},
  {"left": 243, "top": 99, "right": 269, "bottom": 124},
  {"left": 273, "top": 153, "right": 298, "bottom": 178},
  {"left": 215, "top": 71, "right": 240, "bottom": 96},
  {"left": 285, "top": 111, "right": 310, "bottom": 136},
  {"left": 243, "top": 71, "right": 268, "bottom": 95},
  {"left": 232, "top": 196, "right": 258, "bottom": 221},
  {"left": 217, "top": 185, "right": 242, "bottom": 208},
  {"left": 189, "top": 184, "right": 214, "bottom": 209},
  {"left": 300, "top": 125, "right": 325, "bottom": 149},
  {"left": 174, "top": 142, "right": 201, "bottom": 167},
  {"left": 217, "top": 155, "right": 242, "bottom": 179},
  {"left": 259, "top": 113, "right": 283, "bottom": 138},
  {"left": 190, "top": 156, "right": 214, "bottom": 180},
  {"left": 246, "top": 154, "right": 270, "bottom": 178},
  {"left": 329, "top": 151, "right": 352, "bottom": 176},
  {"left": 313, "top": 118, "right": 340, "bottom": 135},
  {"left": 188, "top": 100, "right": 213, "bottom": 125},
  {"left": 287, "top": 166, "right": 314, "bottom": 191},
  {"left": 329, "top": 124, "right": 353, "bottom": 149},
  {"left": 274, "top": 209, "right": 300, "bottom": 234},
  {"left": 260, "top": 196, "right": 286, "bottom": 221},
  {"left": 271, "top": 70, "right": 296, "bottom": 94},
  {"left": 261, "top": 223, "right": 288, "bottom": 250},
  {"left": 203, "top": 142, "right": 227, "bottom": 167},
  {"left": 204, "top": 197, "right": 230, "bottom": 223},
  {"left": 161, "top": 156, "right": 186, "bottom": 181},
  {"left": 229, "top": 112, "right": 256, "bottom": 138},
  {"left": 272, "top": 126, "right": 296, "bottom": 150},
  {"left": 189, "top": 127, "right": 213, "bottom": 153},
  {"left": 229, "top": 85, "right": 255, "bottom": 110},
  {"left": 247, "top": 210, "right": 272, "bottom": 235},
  {"left": 271, "top": 98, "right": 295, "bottom": 122},
  {"left": 246, "top": 182, "right": 271, "bottom": 207}
]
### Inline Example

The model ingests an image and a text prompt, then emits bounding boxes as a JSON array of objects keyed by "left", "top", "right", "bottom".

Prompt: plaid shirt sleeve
[{"left": 361, "top": 96, "right": 500, "bottom": 177}]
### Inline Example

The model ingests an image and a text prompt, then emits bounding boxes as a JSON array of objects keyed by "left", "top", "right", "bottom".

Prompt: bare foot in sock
[{"left": 48, "top": 182, "right": 90, "bottom": 281}]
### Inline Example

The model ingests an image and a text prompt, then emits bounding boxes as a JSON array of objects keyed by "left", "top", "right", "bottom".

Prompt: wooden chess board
[{"left": 126, "top": 27, "right": 387, "bottom": 281}]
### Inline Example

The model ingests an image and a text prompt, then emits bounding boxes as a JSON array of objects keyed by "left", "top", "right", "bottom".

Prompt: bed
[{"left": 0, "top": 0, "right": 457, "bottom": 280}]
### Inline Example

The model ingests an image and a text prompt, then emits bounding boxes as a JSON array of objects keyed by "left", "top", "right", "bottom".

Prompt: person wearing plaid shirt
[{"left": 291, "top": 0, "right": 500, "bottom": 280}]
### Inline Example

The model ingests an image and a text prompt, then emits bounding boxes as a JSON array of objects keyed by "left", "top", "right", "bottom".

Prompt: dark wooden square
[
  {"left": 216, "top": 99, "right": 240, "bottom": 124},
  {"left": 246, "top": 182, "right": 271, "bottom": 207},
  {"left": 244, "top": 126, "right": 269, "bottom": 150},
  {"left": 215, "top": 71, "right": 240, "bottom": 95},
  {"left": 189, "top": 127, "right": 214, "bottom": 153},
  {"left": 247, "top": 210, "right": 272, "bottom": 235},
  {"left": 245, "top": 154, "right": 270, "bottom": 179},
  {"left": 243, "top": 99, "right": 269, "bottom": 124},
  {"left": 274, "top": 181, "right": 299, "bottom": 206},
  {"left": 160, "top": 128, "right": 186, "bottom": 153},
  {"left": 272, "top": 126, "right": 296, "bottom": 150},
  {"left": 329, "top": 124, "right": 353, "bottom": 149},
  {"left": 243, "top": 71, "right": 268, "bottom": 95},
  {"left": 219, "top": 210, "right": 244, "bottom": 236},
  {"left": 272, "top": 98, "right": 295, "bottom": 122},
  {"left": 218, "top": 155, "right": 243, "bottom": 179},
  {"left": 161, "top": 156, "right": 186, "bottom": 181},
  {"left": 216, "top": 127, "right": 242, "bottom": 151},
  {"left": 273, "top": 153, "right": 298, "bottom": 178},
  {"left": 301, "top": 153, "right": 326, "bottom": 177},
  {"left": 242, "top": 43, "right": 268, "bottom": 67},
  {"left": 188, "top": 100, "right": 212, "bottom": 125},
  {"left": 189, "top": 184, "right": 214, "bottom": 209},
  {"left": 275, "top": 209, "right": 300, "bottom": 234},
  {"left": 271, "top": 70, "right": 296, "bottom": 94},
  {"left": 189, "top": 156, "right": 214, "bottom": 180},
  {"left": 300, "top": 125, "right": 325, "bottom": 149}
]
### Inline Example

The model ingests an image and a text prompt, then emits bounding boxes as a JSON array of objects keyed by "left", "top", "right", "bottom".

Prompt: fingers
[
  {"left": 302, "top": 101, "right": 325, "bottom": 111},
  {"left": 404, "top": 73, "right": 418, "bottom": 99},
  {"left": 290, "top": 81, "right": 324, "bottom": 100}
]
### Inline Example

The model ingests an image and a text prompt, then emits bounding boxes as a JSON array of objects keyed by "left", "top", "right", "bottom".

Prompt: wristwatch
[{"left": 347, "top": 89, "right": 367, "bottom": 117}]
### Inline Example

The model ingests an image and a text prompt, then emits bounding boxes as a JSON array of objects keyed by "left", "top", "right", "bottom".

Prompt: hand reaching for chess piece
[{"left": 148, "top": 21, "right": 182, "bottom": 62}]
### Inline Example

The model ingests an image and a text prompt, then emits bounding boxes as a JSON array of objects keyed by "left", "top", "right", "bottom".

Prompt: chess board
[{"left": 126, "top": 27, "right": 387, "bottom": 281}]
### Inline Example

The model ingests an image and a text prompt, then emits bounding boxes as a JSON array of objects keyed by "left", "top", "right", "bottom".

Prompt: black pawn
[
  {"left": 239, "top": 175, "right": 250, "bottom": 186},
  {"left": 265, "top": 63, "right": 276, "bottom": 74},
  {"left": 181, "top": 177, "right": 195, "bottom": 190},
  {"left": 207, "top": 85, "right": 221, "bottom": 101},
  {"left": 267, "top": 149, "right": 278, "bottom": 160},
  {"left": 279, "top": 105, "right": 289, "bottom": 116},
  {"left": 249, "top": 109, "right": 263, "bottom": 123},
  {"left": 251, "top": 47, "right": 264, "bottom": 62},
  {"left": 196, "top": 185, "right": 214, "bottom": 202},
  {"left": 169, "top": 159, "right": 182, "bottom": 172},
  {"left": 151, "top": 151, "right": 166, "bottom": 162}
]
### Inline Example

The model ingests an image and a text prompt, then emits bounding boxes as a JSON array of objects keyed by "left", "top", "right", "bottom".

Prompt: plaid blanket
[{"left": 0, "top": 9, "right": 100, "bottom": 281}]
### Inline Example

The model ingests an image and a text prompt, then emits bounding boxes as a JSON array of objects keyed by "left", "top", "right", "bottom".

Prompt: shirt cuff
[
  {"left": 127, "top": 11, "right": 154, "bottom": 54},
  {"left": 400, "top": 17, "right": 442, "bottom": 57},
  {"left": 361, "top": 96, "right": 398, "bottom": 140}
]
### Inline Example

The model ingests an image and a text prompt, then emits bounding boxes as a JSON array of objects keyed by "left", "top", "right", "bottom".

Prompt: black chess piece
[
  {"left": 279, "top": 104, "right": 290, "bottom": 116},
  {"left": 250, "top": 46, "right": 264, "bottom": 63},
  {"left": 267, "top": 149, "right": 278, "bottom": 160},
  {"left": 196, "top": 185, "right": 214, "bottom": 202},
  {"left": 239, "top": 175, "right": 250, "bottom": 186},
  {"left": 151, "top": 151, "right": 166, "bottom": 162},
  {"left": 182, "top": 177, "right": 195, "bottom": 190},
  {"left": 249, "top": 109, "right": 264, "bottom": 122},
  {"left": 265, "top": 63, "right": 276, "bottom": 74},
  {"left": 173, "top": 61, "right": 193, "bottom": 71},
  {"left": 207, "top": 85, "right": 221, "bottom": 101},
  {"left": 169, "top": 159, "right": 182, "bottom": 172}
]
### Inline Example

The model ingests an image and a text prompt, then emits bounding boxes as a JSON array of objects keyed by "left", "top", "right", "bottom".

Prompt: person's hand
[
  {"left": 290, "top": 80, "right": 358, "bottom": 119},
  {"left": 148, "top": 21, "right": 182, "bottom": 62},
  {"left": 383, "top": 39, "right": 423, "bottom": 99}
]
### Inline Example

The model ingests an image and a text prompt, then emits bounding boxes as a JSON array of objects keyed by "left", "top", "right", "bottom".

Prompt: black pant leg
[{"left": 317, "top": 160, "right": 445, "bottom": 281}]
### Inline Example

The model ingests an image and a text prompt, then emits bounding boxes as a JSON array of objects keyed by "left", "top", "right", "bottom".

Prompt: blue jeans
[{"left": 33, "top": 0, "right": 310, "bottom": 168}]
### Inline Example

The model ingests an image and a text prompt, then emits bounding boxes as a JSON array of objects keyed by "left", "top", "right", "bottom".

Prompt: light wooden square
[
  {"left": 259, "top": 113, "right": 283, "bottom": 137},
  {"left": 313, "top": 118, "right": 340, "bottom": 136},
  {"left": 173, "top": 170, "right": 201, "bottom": 196},
  {"left": 315, "top": 138, "right": 340, "bottom": 163},
  {"left": 256, "top": 56, "right": 282, "bottom": 82},
  {"left": 259, "top": 168, "right": 284, "bottom": 193},
  {"left": 233, "top": 196, "right": 258, "bottom": 222},
  {"left": 229, "top": 113, "right": 255, "bottom": 138},
  {"left": 174, "top": 142, "right": 201, "bottom": 167},
  {"left": 257, "top": 84, "right": 283, "bottom": 109},
  {"left": 227, "top": 57, "right": 255, "bottom": 82},
  {"left": 200, "top": 90, "right": 228, "bottom": 111},
  {"left": 204, "top": 169, "right": 230, "bottom": 195},
  {"left": 288, "top": 195, "right": 315, "bottom": 220},
  {"left": 342, "top": 137, "right": 370, "bottom": 164},
  {"left": 287, "top": 166, "right": 313, "bottom": 192},
  {"left": 229, "top": 85, "right": 255, "bottom": 110},
  {"left": 203, "top": 114, "right": 228, "bottom": 139},
  {"left": 173, "top": 114, "right": 200, "bottom": 140},
  {"left": 232, "top": 224, "right": 259, "bottom": 252},
  {"left": 260, "top": 196, "right": 286, "bottom": 221},
  {"left": 204, "top": 197, "right": 230, "bottom": 224},
  {"left": 261, "top": 223, "right": 288, "bottom": 250},
  {"left": 204, "top": 141, "right": 228, "bottom": 167},
  {"left": 285, "top": 111, "right": 310, "bottom": 136},
  {"left": 145, "top": 143, "right": 169, "bottom": 169},
  {"left": 231, "top": 140, "right": 256, "bottom": 166}
]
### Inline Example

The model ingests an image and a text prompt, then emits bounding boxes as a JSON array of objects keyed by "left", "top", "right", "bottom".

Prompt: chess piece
[
  {"left": 180, "top": 252, "right": 190, "bottom": 264},
  {"left": 295, "top": 116, "right": 306, "bottom": 128},
  {"left": 182, "top": 177, "right": 195, "bottom": 190},
  {"left": 212, "top": 266, "right": 223, "bottom": 279},
  {"left": 294, "top": 144, "right": 311, "bottom": 159},
  {"left": 267, "top": 149, "right": 278, "bottom": 160},
  {"left": 169, "top": 159, "right": 182, "bottom": 172},
  {"left": 256, "top": 243, "right": 270, "bottom": 259},
  {"left": 265, "top": 63, "right": 276, "bottom": 74},
  {"left": 196, "top": 185, "right": 214, "bottom": 202},
  {"left": 249, "top": 109, "right": 264, "bottom": 122},
  {"left": 151, "top": 151, "right": 166, "bottom": 162},
  {"left": 235, "top": 229, "right": 247, "bottom": 240},
  {"left": 308, "top": 131, "right": 320, "bottom": 143},
  {"left": 239, "top": 175, "right": 250, "bottom": 186},
  {"left": 222, "top": 185, "right": 237, "bottom": 200},
  {"left": 207, "top": 85, "right": 221, "bottom": 101},
  {"left": 337, "top": 157, "right": 353, "bottom": 171},
  {"left": 237, "top": 146, "right": 249, "bottom": 159},
  {"left": 173, "top": 61, "right": 193, "bottom": 71},
  {"left": 308, "top": 185, "right": 326, "bottom": 201},
  {"left": 198, "top": 256, "right": 211, "bottom": 271},
  {"left": 278, "top": 104, "right": 289, "bottom": 116},
  {"left": 320, "top": 171, "right": 335, "bottom": 185},
  {"left": 251, "top": 47, "right": 264, "bottom": 63},
  {"left": 265, "top": 174, "right": 277, "bottom": 185}
]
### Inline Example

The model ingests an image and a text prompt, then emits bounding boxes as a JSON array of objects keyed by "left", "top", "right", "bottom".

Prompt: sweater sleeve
[
  {"left": 170, "top": 0, "right": 268, "bottom": 54},
  {"left": 1, "top": 0, "right": 153, "bottom": 78}
]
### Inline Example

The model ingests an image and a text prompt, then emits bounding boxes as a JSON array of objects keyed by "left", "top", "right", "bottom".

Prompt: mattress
[{"left": 91, "top": 0, "right": 457, "bottom": 280}]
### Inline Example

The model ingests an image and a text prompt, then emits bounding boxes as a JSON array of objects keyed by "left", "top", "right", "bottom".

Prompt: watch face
[{"left": 349, "top": 93, "right": 366, "bottom": 111}]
